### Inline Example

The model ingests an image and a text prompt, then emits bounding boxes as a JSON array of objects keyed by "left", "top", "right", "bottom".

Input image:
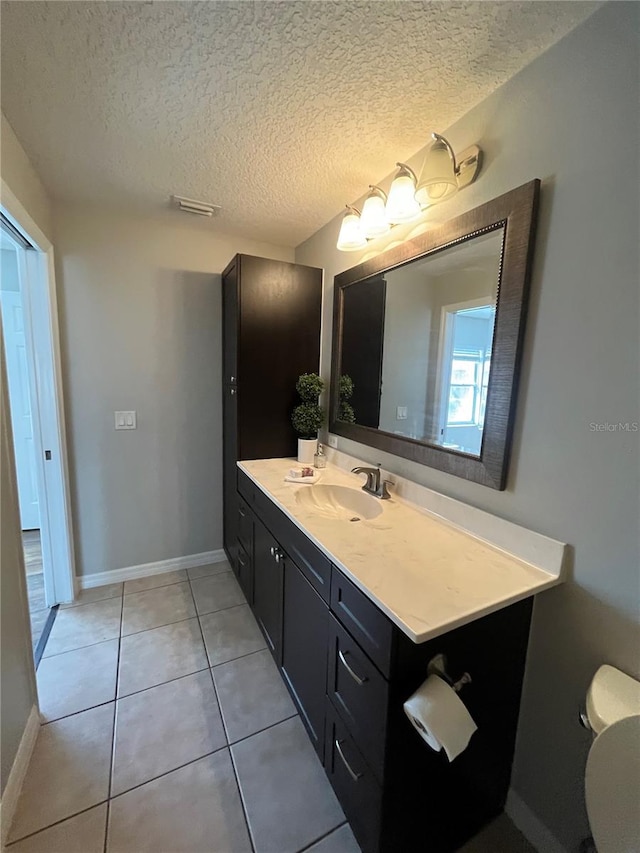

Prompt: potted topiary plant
[
  {"left": 292, "top": 373, "right": 324, "bottom": 463},
  {"left": 338, "top": 374, "right": 356, "bottom": 423}
]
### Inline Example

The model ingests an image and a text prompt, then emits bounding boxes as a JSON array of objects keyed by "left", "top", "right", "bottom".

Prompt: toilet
[{"left": 583, "top": 664, "right": 640, "bottom": 853}]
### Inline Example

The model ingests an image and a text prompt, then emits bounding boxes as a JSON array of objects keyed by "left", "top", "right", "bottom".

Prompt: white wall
[
  {"left": 54, "top": 204, "right": 293, "bottom": 577},
  {"left": 0, "top": 113, "right": 43, "bottom": 797},
  {"left": 1, "top": 112, "right": 53, "bottom": 242},
  {"left": 295, "top": 4, "right": 639, "bottom": 850},
  {"left": 0, "top": 331, "right": 38, "bottom": 795}
]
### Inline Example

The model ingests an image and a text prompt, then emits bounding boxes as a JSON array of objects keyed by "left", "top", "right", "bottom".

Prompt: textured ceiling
[{"left": 1, "top": 1, "right": 598, "bottom": 247}]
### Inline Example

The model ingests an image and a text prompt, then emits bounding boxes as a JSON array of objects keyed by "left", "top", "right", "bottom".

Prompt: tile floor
[{"left": 8, "top": 561, "right": 536, "bottom": 853}]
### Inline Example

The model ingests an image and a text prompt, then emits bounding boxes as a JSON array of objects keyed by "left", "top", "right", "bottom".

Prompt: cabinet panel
[
  {"left": 237, "top": 540, "right": 254, "bottom": 605},
  {"left": 281, "top": 559, "right": 329, "bottom": 758},
  {"left": 222, "top": 384, "right": 238, "bottom": 568},
  {"left": 325, "top": 700, "right": 382, "bottom": 853},
  {"left": 237, "top": 496, "right": 253, "bottom": 554},
  {"left": 330, "top": 567, "right": 394, "bottom": 677},
  {"left": 327, "top": 615, "right": 388, "bottom": 783},
  {"left": 253, "top": 516, "right": 283, "bottom": 664}
]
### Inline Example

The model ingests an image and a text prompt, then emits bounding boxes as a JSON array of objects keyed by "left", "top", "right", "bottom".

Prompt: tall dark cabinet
[{"left": 222, "top": 254, "right": 322, "bottom": 578}]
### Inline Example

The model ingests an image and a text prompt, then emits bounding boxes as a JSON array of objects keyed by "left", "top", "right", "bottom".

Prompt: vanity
[
  {"left": 232, "top": 456, "right": 565, "bottom": 853},
  {"left": 223, "top": 180, "right": 565, "bottom": 851}
]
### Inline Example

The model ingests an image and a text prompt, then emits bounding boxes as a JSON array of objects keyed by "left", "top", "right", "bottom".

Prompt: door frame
[{"left": 1, "top": 180, "right": 76, "bottom": 604}]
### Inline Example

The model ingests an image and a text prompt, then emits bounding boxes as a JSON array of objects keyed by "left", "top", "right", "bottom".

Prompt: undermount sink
[{"left": 295, "top": 484, "right": 383, "bottom": 521}]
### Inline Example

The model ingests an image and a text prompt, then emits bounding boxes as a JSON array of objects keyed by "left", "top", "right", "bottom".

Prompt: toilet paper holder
[{"left": 427, "top": 653, "right": 472, "bottom": 694}]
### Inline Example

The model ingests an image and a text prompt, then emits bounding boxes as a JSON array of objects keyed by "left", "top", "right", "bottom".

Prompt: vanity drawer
[
  {"left": 325, "top": 700, "right": 382, "bottom": 853},
  {"left": 254, "top": 486, "right": 331, "bottom": 602},
  {"left": 330, "top": 567, "right": 394, "bottom": 678},
  {"left": 237, "top": 496, "right": 253, "bottom": 554},
  {"left": 237, "top": 468, "right": 255, "bottom": 505},
  {"left": 327, "top": 615, "right": 388, "bottom": 783}
]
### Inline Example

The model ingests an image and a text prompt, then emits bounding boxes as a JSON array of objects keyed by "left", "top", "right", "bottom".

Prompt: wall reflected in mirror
[{"left": 338, "top": 227, "right": 503, "bottom": 458}]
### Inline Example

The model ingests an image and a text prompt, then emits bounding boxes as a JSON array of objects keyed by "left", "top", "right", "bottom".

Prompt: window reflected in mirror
[{"left": 337, "top": 228, "right": 503, "bottom": 459}]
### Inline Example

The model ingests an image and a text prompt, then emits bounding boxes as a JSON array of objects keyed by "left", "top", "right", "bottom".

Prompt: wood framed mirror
[{"left": 329, "top": 180, "right": 540, "bottom": 490}]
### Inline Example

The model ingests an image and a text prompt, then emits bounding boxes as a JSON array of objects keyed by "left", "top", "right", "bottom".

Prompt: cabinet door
[
  {"left": 281, "top": 559, "right": 329, "bottom": 758},
  {"left": 252, "top": 517, "right": 283, "bottom": 664},
  {"left": 222, "top": 260, "right": 238, "bottom": 387}
]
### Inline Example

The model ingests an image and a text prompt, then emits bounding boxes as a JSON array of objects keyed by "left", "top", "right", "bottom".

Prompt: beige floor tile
[
  {"left": 232, "top": 716, "right": 344, "bottom": 853},
  {"left": 111, "top": 670, "right": 226, "bottom": 795},
  {"left": 191, "top": 570, "right": 244, "bottom": 615},
  {"left": 123, "top": 569, "right": 187, "bottom": 595},
  {"left": 213, "top": 649, "right": 296, "bottom": 742},
  {"left": 9, "top": 705, "right": 114, "bottom": 843},
  {"left": 7, "top": 804, "right": 107, "bottom": 853},
  {"left": 37, "top": 639, "right": 118, "bottom": 721},
  {"left": 200, "top": 604, "right": 267, "bottom": 666},
  {"left": 60, "top": 583, "right": 123, "bottom": 608},
  {"left": 117, "top": 618, "right": 207, "bottom": 697},
  {"left": 187, "top": 561, "right": 232, "bottom": 580},
  {"left": 120, "top": 581, "right": 195, "bottom": 636},
  {"left": 43, "top": 597, "right": 122, "bottom": 657},
  {"left": 107, "top": 751, "right": 252, "bottom": 853},
  {"left": 306, "top": 823, "right": 361, "bottom": 853}
]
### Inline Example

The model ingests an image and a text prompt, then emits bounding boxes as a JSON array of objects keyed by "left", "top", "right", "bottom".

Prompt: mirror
[{"left": 330, "top": 181, "right": 540, "bottom": 489}]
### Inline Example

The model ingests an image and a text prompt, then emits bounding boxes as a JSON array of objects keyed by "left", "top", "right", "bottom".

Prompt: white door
[{"left": 0, "top": 289, "right": 41, "bottom": 529}]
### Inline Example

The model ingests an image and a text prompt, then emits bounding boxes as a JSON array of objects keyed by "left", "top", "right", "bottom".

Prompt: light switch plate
[
  {"left": 115, "top": 411, "right": 137, "bottom": 430},
  {"left": 327, "top": 434, "right": 338, "bottom": 448},
  {"left": 396, "top": 406, "right": 408, "bottom": 420}
]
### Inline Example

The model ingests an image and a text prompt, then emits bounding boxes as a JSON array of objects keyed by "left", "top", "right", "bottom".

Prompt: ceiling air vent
[{"left": 172, "top": 195, "right": 221, "bottom": 217}]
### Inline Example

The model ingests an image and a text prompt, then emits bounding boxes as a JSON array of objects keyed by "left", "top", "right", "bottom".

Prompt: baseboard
[
  {"left": 78, "top": 549, "right": 227, "bottom": 590},
  {"left": 0, "top": 705, "right": 40, "bottom": 845},
  {"left": 506, "top": 789, "right": 569, "bottom": 853}
]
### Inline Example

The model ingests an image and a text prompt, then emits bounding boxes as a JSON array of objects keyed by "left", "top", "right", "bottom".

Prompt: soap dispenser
[{"left": 314, "top": 443, "right": 327, "bottom": 469}]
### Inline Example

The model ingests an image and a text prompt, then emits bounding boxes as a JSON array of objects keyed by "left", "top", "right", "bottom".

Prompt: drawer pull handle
[
  {"left": 335, "top": 739, "right": 362, "bottom": 782},
  {"left": 239, "top": 508, "right": 245, "bottom": 518},
  {"left": 338, "top": 650, "right": 367, "bottom": 686}
]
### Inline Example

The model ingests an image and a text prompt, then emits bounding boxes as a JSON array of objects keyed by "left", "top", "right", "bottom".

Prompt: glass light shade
[
  {"left": 336, "top": 207, "right": 367, "bottom": 251},
  {"left": 415, "top": 138, "right": 458, "bottom": 206},
  {"left": 360, "top": 187, "right": 390, "bottom": 239},
  {"left": 385, "top": 164, "right": 421, "bottom": 224}
]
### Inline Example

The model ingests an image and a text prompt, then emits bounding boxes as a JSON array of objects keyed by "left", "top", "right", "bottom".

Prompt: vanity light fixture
[
  {"left": 360, "top": 186, "right": 391, "bottom": 239},
  {"left": 335, "top": 133, "right": 482, "bottom": 251},
  {"left": 336, "top": 205, "right": 368, "bottom": 252},
  {"left": 385, "top": 163, "right": 421, "bottom": 224},
  {"left": 415, "top": 133, "right": 482, "bottom": 206}
]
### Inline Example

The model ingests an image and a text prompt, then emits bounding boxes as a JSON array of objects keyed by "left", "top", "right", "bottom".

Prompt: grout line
[
  {"left": 60, "top": 592, "right": 123, "bottom": 610},
  {"left": 209, "top": 646, "right": 269, "bottom": 670},
  {"left": 6, "top": 800, "right": 110, "bottom": 847},
  {"left": 227, "top": 713, "right": 299, "bottom": 748},
  {"left": 108, "top": 745, "right": 228, "bottom": 801},
  {"left": 41, "top": 698, "right": 116, "bottom": 727},
  {"left": 104, "top": 591, "right": 125, "bottom": 853},
  {"left": 116, "top": 666, "right": 211, "bottom": 701},
  {"left": 188, "top": 574, "right": 256, "bottom": 853},
  {"left": 41, "top": 633, "right": 123, "bottom": 661},
  {"left": 296, "top": 820, "right": 349, "bottom": 852}
]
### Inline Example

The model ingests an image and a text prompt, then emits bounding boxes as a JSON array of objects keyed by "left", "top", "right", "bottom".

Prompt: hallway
[{"left": 23, "top": 530, "right": 55, "bottom": 658}]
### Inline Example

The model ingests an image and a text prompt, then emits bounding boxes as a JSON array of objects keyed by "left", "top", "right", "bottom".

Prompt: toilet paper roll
[{"left": 403, "top": 674, "right": 477, "bottom": 762}]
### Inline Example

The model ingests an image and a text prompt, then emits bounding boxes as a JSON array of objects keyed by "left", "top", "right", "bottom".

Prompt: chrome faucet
[{"left": 351, "top": 465, "right": 392, "bottom": 499}]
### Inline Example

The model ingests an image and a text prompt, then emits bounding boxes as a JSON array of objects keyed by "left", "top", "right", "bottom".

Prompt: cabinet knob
[
  {"left": 230, "top": 388, "right": 236, "bottom": 395},
  {"left": 230, "top": 376, "right": 236, "bottom": 383}
]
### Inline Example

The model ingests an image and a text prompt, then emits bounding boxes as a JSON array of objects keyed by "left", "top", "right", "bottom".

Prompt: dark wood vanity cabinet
[
  {"left": 221, "top": 254, "right": 322, "bottom": 577},
  {"left": 237, "top": 468, "right": 534, "bottom": 853}
]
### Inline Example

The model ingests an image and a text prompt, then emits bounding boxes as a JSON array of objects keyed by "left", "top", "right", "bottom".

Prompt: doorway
[{"left": 0, "top": 202, "right": 75, "bottom": 665}]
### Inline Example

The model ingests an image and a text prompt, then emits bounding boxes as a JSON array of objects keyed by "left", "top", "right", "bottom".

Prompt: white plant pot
[{"left": 297, "top": 438, "right": 317, "bottom": 465}]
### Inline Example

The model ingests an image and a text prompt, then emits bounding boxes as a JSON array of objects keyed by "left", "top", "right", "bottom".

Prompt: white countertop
[{"left": 238, "top": 458, "right": 566, "bottom": 644}]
